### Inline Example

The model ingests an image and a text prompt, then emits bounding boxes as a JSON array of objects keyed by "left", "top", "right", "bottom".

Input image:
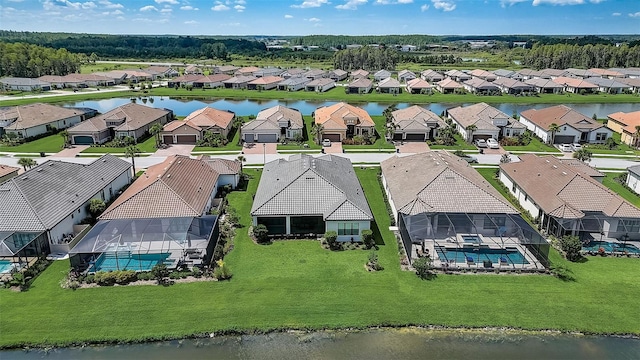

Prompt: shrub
[
  {"left": 192, "top": 267, "right": 203, "bottom": 278},
  {"left": 151, "top": 263, "right": 169, "bottom": 285},
  {"left": 213, "top": 260, "right": 232, "bottom": 280},
  {"left": 324, "top": 231, "right": 338, "bottom": 250},
  {"left": 558, "top": 235, "right": 582, "bottom": 262},
  {"left": 94, "top": 272, "right": 116, "bottom": 286},
  {"left": 550, "top": 263, "right": 576, "bottom": 281},
  {"left": 137, "top": 272, "right": 153, "bottom": 281},
  {"left": 413, "top": 256, "right": 433, "bottom": 280},
  {"left": 253, "top": 224, "right": 269, "bottom": 244},
  {"left": 84, "top": 274, "right": 95, "bottom": 284},
  {"left": 362, "top": 229, "right": 375, "bottom": 249},
  {"left": 367, "top": 250, "right": 384, "bottom": 271},
  {"left": 114, "top": 270, "right": 137, "bottom": 285}
]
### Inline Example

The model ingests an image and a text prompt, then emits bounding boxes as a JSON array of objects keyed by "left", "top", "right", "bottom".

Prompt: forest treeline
[
  {"left": 332, "top": 47, "right": 399, "bottom": 71},
  {"left": 522, "top": 43, "right": 640, "bottom": 69},
  {"left": 0, "top": 42, "right": 81, "bottom": 77}
]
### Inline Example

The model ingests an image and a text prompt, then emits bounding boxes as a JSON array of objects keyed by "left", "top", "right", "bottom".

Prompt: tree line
[
  {"left": 522, "top": 43, "right": 640, "bottom": 69},
  {"left": 333, "top": 47, "right": 399, "bottom": 71},
  {"left": 0, "top": 42, "right": 81, "bottom": 77}
]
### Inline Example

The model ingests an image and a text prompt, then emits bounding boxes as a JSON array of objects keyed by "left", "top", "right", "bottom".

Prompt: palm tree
[
  {"left": 385, "top": 123, "right": 399, "bottom": 141},
  {"left": 149, "top": 123, "right": 163, "bottom": 149},
  {"left": 548, "top": 123, "right": 560, "bottom": 145},
  {"left": 233, "top": 116, "right": 245, "bottom": 145},
  {"left": 59, "top": 130, "right": 70, "bottom": 147},
  {"left": 125, "top": 145, "right": 141, "bottom": 176},
  {"left": 236, "top": 155, "right": 246, "bottom": 173},
  {"left": 18, "top": 157, "right": 37, "bottom": 172},
  {"left": 382, "top": 104, "right": 397, "bottom": 124},
  {"left": 466, "top": 124, "right": 477, "bottom": 143},
  {"left": 310, "top": 123, "right": 324, "bottom": 145},
  {"left": 573, "top": 149, "right": 593, "bottom": 163},
  {"left": 634, "top": 125, "right": 640, "bottom": 148}
]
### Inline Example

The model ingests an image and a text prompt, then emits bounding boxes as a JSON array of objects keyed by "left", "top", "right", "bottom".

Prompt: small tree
[
  {"left": 88, "top": 198, "right": 106, "bottom": 218},
  {"left": 125, "top": 145, "right": 141, "bottom": 176},
  {"left": 149, "top": 123, "right": 163, "bottom": 149},
  {"left": 253, "top": 224, "right": 269, "bottom": 244},
  {"left": 151, "top": 263, "right": 169, "bottom": 285},
  {"left": 233, "top": 116, "right": 244, "bottom": 145},
  {"left": 367, "top": 250, "right": 383, "bottom": 271},
  {"left": 213, "top": 259, "right": 232, "bottom": 280},
  {"left": 59, "top": 130, "right": 70, "bottom": 147},
  {"left": 573, "top": 149, "right": 592, "bottom": 163},
  {"left": 500, "top": 153, "right": 512, "bottom": 164},
  {"left": 548, "top": 123, "right": 560, "bottom": 144},
  {"left": 413, "top": 256, "right": 433, "bottom": 279},
  {"left": 361, "top": 229, "right": 375, "bottom": 249},
  {"left": 324, "top": 230, "right": 338, "bottom": 250},
  {"left": 558, "top": 235, "right": 582, "bottom": 262},
  {"left": 18, "top": 157, "right": 37, "bottom": 172},
  {"left": 310, "top": 123, "right": 324, "bottom": 145},
  {"left": 236, "top": 155, "right": 246, "bottom": 173},
  {"left": 605, "top": 137, "right": 617, "bottom": 150},
  {"left": 466, "top": 124, "right": 477, "bottom": 143}
]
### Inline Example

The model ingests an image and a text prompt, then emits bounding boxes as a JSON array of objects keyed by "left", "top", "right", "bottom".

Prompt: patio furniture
[{"left": 466, "top": 256, "right": 475, "bottom": 265}]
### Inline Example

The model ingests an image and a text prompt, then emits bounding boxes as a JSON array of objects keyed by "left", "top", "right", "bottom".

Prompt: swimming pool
[
  {"left": 436, "top": 246, "right": 529, "bottom": 265},
  {"left": 0, "top": 260, "right": 14, "bottom": 274},
  {"left": 461, "top": 235, "right": 482, "bottom": 244},
  {"left": 583, "top": 241, "right": 640, "bottom": 254},
  {"left": 88, "top": 253, "right": 171, "bottom": 272}
]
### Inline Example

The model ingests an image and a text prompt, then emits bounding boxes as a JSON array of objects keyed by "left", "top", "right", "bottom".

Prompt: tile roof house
[
  {"left": 539, "top": 68, "right": 568, "bottom": 79},
  {"left": 277, "top": 76, "right": 311, "bottom": 91},
  {"left": 377, "top": 77, "right": 402, "bottom": 94},
  {"left": 350, "top": 69, "right": 369, "bottom": 79},
  {"left": 436, "top": 78, "right": 463, "bottom": 93},
  {"left": 0, "top": 154, "right": 131, "bottom": 247},
  {"left": 222, "top": 75, "right": 257, "bottom": 89},
  {"left": 0, "top": 164, "right": 20, "bottom": 184},
  {"left": 421, "top": 69, "right": 444, "bottom": 82},
  {"left": 192, "top": 74, "right": 231, "bottom": 88},
  {"left": 242, "top": 105, "right": 304, "bottom": 143},
  {"left": 381, "top": 151, "right": 547, "bottom": 268},
  {"left": 519, "top": 105, "right": 612, "bottom": 144},
  {"left": 305, "top": 78, "right": 336, "bottom": 92},
  {"left": 100, "top": 155, "right": 221, "bottom": 220},
  {"left": 492, "top": 69, "right": 515, "bottom": 78},
  {"left": 250, "top": 154, "right": 373, "bottom": 241},
  {"left": 38, "top": 75, "right": 87, "bottom": 89},
  {"left": 444, "top": 70, "right": 471, "bottom": 82},
  {"left": 390, "top": 105, "right": 446, "bottom": 141},
  {"left": 397, "top": 70, "right": 417, "bottom": 83},
  {"left": 524, "top": 78, "right": 564, "bottom": 94},
  {"left": 406, "top": 78, "right": 433, "bottom": 94},
  {"left": 447, "top": 102, "right": 525, "bottom": 141},
  {"left": 346, "top": 78, "right": 373, "bottom": 94},
  {"left": 303, "top": 69, "right": 327, "bottom": 80},
  {"left": 69, "top": 74, "right": 115, "bottom": 87},
  {"left": 214, "top": 65, "right": 240, "bottom": 75},
  {"left": 558, "top": 158, "right": 605, "bottom": 182},
  {"left": 584, "top": 77, "right": 631, "bottom": 94},
  {"left": 0, "top": 77, "right": 51, "bottom": 92},
  {"left": 144, "top": 65, "right": 179, "bottom": 78},
  {"left": 492, "top": 77, "right": 534, "bottom": 95},
  {"left": 617, "top": 77, "right": 640, "bottom": 93},
  {"left": 564, "top": 68, "right": 598, "bottom": 79},
  {"left": 373, "top": 69, "right": 392, "bottom": 81},
  {"left": 254, "top": 67, "right": 284, "bottom": 78},
  {"left": 247, "top": 76, "right": 284, "bottom": 90},
  {"left": 626, "top": 165, "right": 640, "bottom": 195},
  {"left": 469, "top": 69, "right": 497, "bottom": 81},
  {"left": 281, "top": 68, "right": 306, "bottom": 78},
  {"left": 0, "top": 103, "right": 93, "bottom": 138},
  {"left": 235, "top": 66, "right": 261, "bottom": 76},
  {"left": 167, "top": 74, "right": 203, "bottom": 88},
  {"left": 197, "top": 155, "right": 242, "bottom": 189},
  {"left": 162, "top": 107, "right": 235, "bottom": 144},
  {"left": 463, "top": 77, "right": 500, "bottom": 94},
  {"left": 588, "top": 68, "right": 625, "bottom": 79},
  {"left": 606, "top": 110, "right": 640, "bottom": 146},
  {"left": 500, "top": 154, "right": 640, "bottom": 240},
  {"left": 68, "top": 103, "right": 173, "bottom": 145},
  {"left": 184, "top": 65, "right": 203, "bottom": 75},
  {"left": 328, "top": 69, "right": 348, "bottom": 81},
  {"left": 314, "top": 102, "right": 375, "bottom": 142},
  {"left": 552, "top": 76, "right": 598, "bottom": 93}
]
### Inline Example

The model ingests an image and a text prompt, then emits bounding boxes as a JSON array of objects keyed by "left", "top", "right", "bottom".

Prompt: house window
[
  {"left": 484, "top": 216, "right": 506, "bottom": 229},
  {"left": 338, "top": 223, "right": 359, "bottom": 236},
  {"left": 511, "top": 184, "right": 516, "bottom": 193},
  {"left": 524, "top": 194, "right": 528, "bottom": 202},
  {"left": 617, "top": 219, "right": 640, "bottom": 233},
  {"left": 595, "top": 133, "right": 607, "bottom": 141}
]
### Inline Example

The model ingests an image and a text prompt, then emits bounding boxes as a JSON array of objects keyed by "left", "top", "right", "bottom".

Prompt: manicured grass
[
  {"left": 1, "top": 168, "right": 639, "bottom": 348},
  {"left": 192, "top": 125, "right": 243, "bottom": 152},
  {"left": 0, "top": 90, "right": 138, "bottom": 107},
  {"left": 602, "top": 172, "right": 640, "bottom": 208},
  {"left": 0, "top": 134, "right": 64, "bottom": 153},
  {"left": 503, "top": 137, "right": 560, "bottom": 153},
  {"left": 429, "top": 133, "right": 477, "bottom": 150},
  {"left": 584, "top": 133, "right": 640, "bottom": 156},
  {"left": 81, "top": 136, "right": 158, "bottom": 154}
]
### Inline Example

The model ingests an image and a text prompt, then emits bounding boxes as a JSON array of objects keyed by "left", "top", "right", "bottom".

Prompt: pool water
[
  {"left": 461, "top": 235, "right": 481, "bottom": 244},
  {"left": 436, "top": 247, "right": 529, "bottom": 265},
  {"left": 0, "top": 260, "right": 14, "bottom": 274},
  {"left": 89, "top": 253, "right": 170, "bottom": 272},
  {"left": 582, "top": 241, "right": 640, "bottom": 254}
]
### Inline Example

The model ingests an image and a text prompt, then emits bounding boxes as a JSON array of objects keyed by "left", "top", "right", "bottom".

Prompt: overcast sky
[{"left": 1, "top": 0, "right": 638, "bottom": 36}]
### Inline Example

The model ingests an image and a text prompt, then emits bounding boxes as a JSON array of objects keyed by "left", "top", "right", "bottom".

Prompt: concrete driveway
[
  {"left": 153, "top": 144, "right": 194, "bottom": 157},
  {"left": 395, "top": 142, "right": 430, "bottom": 154},
  {"left": 324, "top": 142, "right": 343, "bottom": 154},
  {"left": 241, "top": 143, "right": 277, "bottom": 155}
]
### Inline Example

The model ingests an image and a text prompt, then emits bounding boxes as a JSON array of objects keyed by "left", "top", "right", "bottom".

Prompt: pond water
[
  {"left": 64, "top": 97, "right": 640, "bottom": 118},
  {"left": 3, "top": 329, "right": 639, "bottom": 359}
]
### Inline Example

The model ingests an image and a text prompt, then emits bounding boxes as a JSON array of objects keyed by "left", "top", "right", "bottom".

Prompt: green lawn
[
  {"left": 0, "top": 134, "right": 64, "bottom": 153},
  {"left": 429, "top": 133, "right": 477, "bottom": 150},
  {"left": 503, "top": 137, "right": 560, "bottom": 153},
  {"left": 584, "top": 133, "right": 640, "bottom": 156},
  {"left": 1, "top": 168, "right": 639, "bottom": 348},
  {"left": 192, "top": 125, "right": 243, "bottom": 152},
  {"left": 81, "top": 136, "right": 158, "bottom": 154},
  {"left": 602, "top": 173, "right": 640, "bottom": 208}
]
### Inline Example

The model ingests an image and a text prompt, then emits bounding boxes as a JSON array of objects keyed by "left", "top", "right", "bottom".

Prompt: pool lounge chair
[{"left": 466, "top": 256, "right": 475, "bottom": 265}]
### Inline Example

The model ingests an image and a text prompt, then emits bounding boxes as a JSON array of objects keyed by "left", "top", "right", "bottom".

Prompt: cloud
[
  {"left": 308, "top": 17, "right": 321, "bottom": 21},
  {"left": 155, "top": 0, "right": 178, "bottom": 3},
  {"left": 5, "top": 0, "right": 25, "bottom": 2},
  {"left": 81, "top": 1, "right": 96, "bottom": 9},
  {"left": 611, "top": 12, "right": 620, "bottom": 16},
  {"left": 420, "top": 4, "right": 429, "bottom": 11},
  {"left": 99, "top": 0, "right": 123, "bottom": 9},
  {"left": 500, "top": 0, "right": 527, "bottom": 7},
  {"left": 629, "top": 12, "right": 640, "bottom": 18},
  {"left": 336, "top": 0, "right": 367, "bottom": 10},
  {"left": 291, "top": 0, "right": 329, "bottom": 8},
  {"left": 284, "top": 14, "right": 293, "bottom": 18},
  {"left": 376, "top": 0, "right": 413, "bottom": 4},
  {"left": 234, "top": 5, "right": 245, "bottom": 11},
  {"left": 431, "top": 0, "right": 455, "bottom": 11},
  {"left": 212, "top": 2, "right": 230, "bottom": 11},
  {"left": 589, "top": 0, "right": 605, "bottom": 3},
  {"left": 140, "top": 5, "right": 158, "bottom": 11},
  {"left": 184, "top": 20, "right": 198, "bottom": 24},
  {"left": 180, "top": 5, "right": 198, "bottom": 10},
  {"left": 160, "top": 8, "right": 172, "bottom": 12},
  {"left": 532, "top": 0, "right": 584, "bottom": 5}
]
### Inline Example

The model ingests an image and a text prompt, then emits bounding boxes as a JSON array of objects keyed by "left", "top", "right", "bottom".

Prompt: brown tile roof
[
  {"left": 314, "top": 102, "right": 374, "bottom": 130},
  {"left": 348, "top": 78, "right": 373, "bottom": 88},
  {"left": 436, "top": 78, "right": 462, "bottom": 89},
  {"left": 183, "top": 107, "right": 235, "bottom": 130},
  {"left": 520, "top": 105, "right": 603, "bottom": 132},
  {"left": 68, "top": 74, "right": 113, "bottom": 82},
  {"left": 381, "top": 151, "right": 517, "bottom": 215},
  {"left": 607, "top": 111, "right": 640, "bottom": 134},
  {"left": 197, "top": 156, "right": 242, "bottom": 175},
  {"left": 469, "top": 69, "right": 496, "bottom": 80},
  {"left": 558, "top": 158, "right": 605, "bottom": 178},
  {"left": 194, "top": 74, "right": 231, "bottom": 83},
  {"left": 248, "top": 76, "right": 284, "bottom": 85},
  {"left": 552, "top": 76, "right": 598, "bottom": 89},
  {"left": 447, "top": 102, "right": 509, "bottom": 130},
  {"left": 0, "top": 165, "right": 20, "bottom": 179},
  {"left": 0, "top": 103, "right": 85, "bottom": 130},
  {"left": 500, "top": 154, "right": 640, "bottom": 219},
  {"left": 406, "top": 78, "right": 432, "bottom": 89},
  {"left": 163, "top": 120, "right": 201, "bottom": 132},
  {"left": 391, "top": 105, "right": 445, "bottom": 131},
  {"left": 171, "top": 74, "right": 202, "bottom": 83},
  {"left": 350, "top": 69, "right": 369, "bottom": 77},
  {"left": 100, "top": 155, "right": 219, "bottom": 219},
  {"left": 588, "top": 68, "right": 624, "bottom": 78}
]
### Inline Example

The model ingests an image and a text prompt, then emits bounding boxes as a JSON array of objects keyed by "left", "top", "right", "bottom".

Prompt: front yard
[
  {"left": 1, "top": 168, "right": 639, "bottom": 348},
  {"left": 0, "top": 133, "right": 64, "bottom": 154},
  {"left": 503, "top": 137, "right": 560, "bottom": 153}
]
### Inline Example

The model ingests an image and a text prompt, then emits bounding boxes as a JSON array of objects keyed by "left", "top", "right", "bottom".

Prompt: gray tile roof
[
  {"left": 1, "top": 103, "right": 85, "bottom": 131},
  {"left": 0, "top": 154, "right": 131, "bottom": 232},
  {"left": 391, "top": 106, "right": 445, "bottom": 132},
  {"left": 251, "top": 154, "right": 372, "bottom": 221},
  {"left": 447, "top": 102, "right": 510, "bottom": 130},
  {"left": 381, "top": 151, "right": 517, "bottom": 216},
  {"left": 242, "top": 105, "right": 304, "bottom": 131}
]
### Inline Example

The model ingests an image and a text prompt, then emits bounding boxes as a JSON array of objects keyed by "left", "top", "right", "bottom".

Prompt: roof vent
[
  {"left": 36, "top": 169, "right": 42, "bottom": 172},
  {"left": 562, "top": 172, "right": 567, "bottom": 175},
  {"left": 22, "top": 176, "right": 28, "bottom": 180},
  {"left": 49, "top": 163, "right": 54, "bottom": 166},
  {"left": 552, "top": 165, "right": 557, "bottom": 169},
  {"left": 167, "top": 174, "right": 171, "bottom": 178}
]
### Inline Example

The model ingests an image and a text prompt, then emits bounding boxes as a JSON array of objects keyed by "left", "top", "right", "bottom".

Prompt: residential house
[
  {"left": 305, "top": 78, "right": 336, "bottom": 92},
  {"left": 525, "top": 78, "right": 564, "bottom": 94},
  {"left": 277, "top": 77, "right": 310, "bottom": 91},
  {"left": 406, "top": 78, "right": 433, "bottom": 94},
  {"left": 70, "top": 74, "right": 115, "bottom": 87},
  {"left": 250, "top": 154, "right": 373, "bottom": 241},
  {"left": 492, "top": 69, "right": 515, "bottom": 78},
  {"left": 447, "top": 102, "right": 525, "bottom": 141},
  {"left": 68, "top": 103, "right": 173, "bottom": 145},
  {"left": 168, "top": 74, "right": 202, "bottom": 88},
  {"left": 564, "top": 68, "right": 598, "bottom": 79},
  {"left": 519, "top": 105, "right": 612, "bottom": 144},
  {"left": 0, "top": 103, "right": 92, "bottom": 139},
  {"left": 610, "top": 68, "right": 640, "bottom": 78},
  {"left": 377, "top": 77, "right": 402, "bottom": 94},
  {"left": 444, "top": 70, "right": 471, "bottom": 82},
  {"left": 500, "top": 154, "right": 640, "bottom": 241},
  {"left": 303, "top": 69, "right": 327, "bottom": 80},
  {"left": 373, "top": 70, "right": 392, "bottom": 81},
  {"left": 618, "top": 77, "right": 640, "bottom": 93},
  {"left": 588, "top": 68, "right": 625, "bottom": 79},
  {"left": 606, "top": 110, "right": 640, "bottom": 146},
  {"left": 0, "top": 154, "right": 131, "bottom": 251},
  {"left": 469, "top": 69, "right": 497, "bottom": 81},
  {"left": 119, "top": 69, "right": 155, "bottom": 81},
  {"left": 145, "top": 66, "right": 179, "bottom": 78},
  {"left": 223, "top": 75, "right": 257, "bottom": 89},
  {"left": 184, "top": 65, "right": 203, "bottom": 75},
  {"left": 552, "top": 77, "right": 598, "bottom": 93},
  {"left": 400, "top": 45, "right": 417, "bottom": 52},
  {"left": 346, "top": 78, "right": 373, "bottom": 94},
  {"left": 162, "top": 107, "right": 235, "bottom": 144},
  {"left": 197, "top": 155, "right": 242, "bottom": 189},
  {"left": 558, "top": 158, "right": 605, "bottom": 183},
  {"left": 350, "top": 69, "right": 369, "bottom": 80},
  {"left": 539, "top": 68, "right": 568, "bottom": 79},
  {"left": 0, "top": 165, "right": 20, "bottom": 184},
  {"left": 397, "top": 70, "right": 417, "bottom": 83},
  {"left": 584, "top": 77, "right": 630, "bottom": 94},
  {"left": 214, "top": 65, "right": 240, "bottom": 75},
  {"left": 235, "top": 66, "right": 261, "bottom": 76},
  {"left": 242, "top": 105, "right": 304, "bottom": 143},
  {"left": 436, "top": 78, "right": 463, "bottom": 94},
  {"left": 381, "top": 151, "right": 547, "bottom": 268},
  {"left": 254, "top": 68, "right": 284, "bottom": 78},
  {"left": 314, "top": 102, "right": 375, "bottom": 142},
  {"left": 38, "top": 75, "right": 87, "bottom": 89},
  {"left": 492, "top": 77, "right": 534, "bottom": 95},
  {"left": 247, "top": 76, "right": 284, "bottom": 90},
  {"left": 281, "top": 68, "right": 305, "bottom": 78},
  {"left": 515, "top": 69, "right": 541, "bottom": 80},
  {"left": 92, "top": 71, "right": 128, "bottom": 84},
  {"left": 328, "top": 69, "right": 348, "bottom": 81},
  {"left": 463, "top": 77, "right": 500, "bottom": 94},
  {"left": 193, "top": 74, "right": 231, "bottom": 88},
  {"left": 0, "top": 77, "right": 51, "bottom": 92},
  {"left": 390, "top": 105, "right": 446, "bottom": 141},
  {"left": 421, "top": 69, "right": 444, "bottom": 83},
  {"left": 626, "top": 165, "right": 640, "bottom": 195}
]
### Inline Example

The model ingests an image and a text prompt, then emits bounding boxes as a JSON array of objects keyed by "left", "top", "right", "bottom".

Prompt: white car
[
  {"left": 475, "top": 139, "right": 487, "bottom": 148},
  {"left": 560, "top": 144, "right": 573, "bottom": 152},
  {"left": 486, "top": 138, "right": 500, "bottom": 149},
  {"left": 322, "top": 139, "right": 332, "bottom": 147},
  {"left": 572, "top": 143, "right": 582, "bottom": 151}
]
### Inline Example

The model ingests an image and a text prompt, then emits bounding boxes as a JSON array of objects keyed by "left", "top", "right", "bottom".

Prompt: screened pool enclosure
[{"left": 69, "top": 216, "right": 219, "bottom": 272}]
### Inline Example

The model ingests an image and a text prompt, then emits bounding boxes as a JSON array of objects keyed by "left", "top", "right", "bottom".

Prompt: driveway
[
  {"left": 395, "top": 142, "right": 430, "bottom": 154},
  {"left": 241, "top": 143, "right": 277, "bottom": 155},
  {"left": 54, "top": 145, "right": 89, "bottom": 157},
  {"left": 153, "top": 144, "right": 194, "bottom": 157},
  {"left": 324, "top": 142, "right": 343, "bottom": 154}
]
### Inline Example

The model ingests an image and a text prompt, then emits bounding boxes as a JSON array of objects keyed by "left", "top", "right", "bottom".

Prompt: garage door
[
  {"left": 73, "top": 135, "right": 94, "bottom": 145},
  {"left": 162, "top": 135, "right": 173, "bottom": 144},
  {"left": 176, "top": 135, "right": 197, "bottom": 144},
  {"left": 405, "top": 133, "right": 426, "bottom": 141},
  {"left": 257, "top": 134, "right": 277, "bottom": 143},
  {"left": 393, "top": 134, "right": 403, "bottom": 141},
  {"left": 243, "top": 134, "right": 255, "bottom": 143},
  {"left": 554, "top": 135, "right": 575, "bottom": 144},
  {"left": 473, "top": 134, "right": 492, "bottom": 141},
  {"left": 323, "top": 134, "right": 341, "bottom": 142}
]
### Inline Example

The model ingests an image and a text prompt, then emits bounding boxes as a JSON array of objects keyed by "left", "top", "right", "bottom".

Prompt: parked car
[
  {"left": 572, "top": 143, "right": 582, "bottom": 151},
  {"left": 462, "top": 155, "right": 478, "bottom": 164},
  {"left": 486, "top": 138, "right": 500, "bottom": 149},
  {"left": 322, "top": 139, "right": 332, "bottom": 147},
  {"left": 560, "top": 143, "right": 573, "bottom": 152},
  {"left": 475, "top": 139, "right": 487, "bottom": 148}
]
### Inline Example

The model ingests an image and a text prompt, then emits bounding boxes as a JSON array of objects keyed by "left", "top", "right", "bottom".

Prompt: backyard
[{"left": 0, "top": 168, "right": 639, "bottom": 348}]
